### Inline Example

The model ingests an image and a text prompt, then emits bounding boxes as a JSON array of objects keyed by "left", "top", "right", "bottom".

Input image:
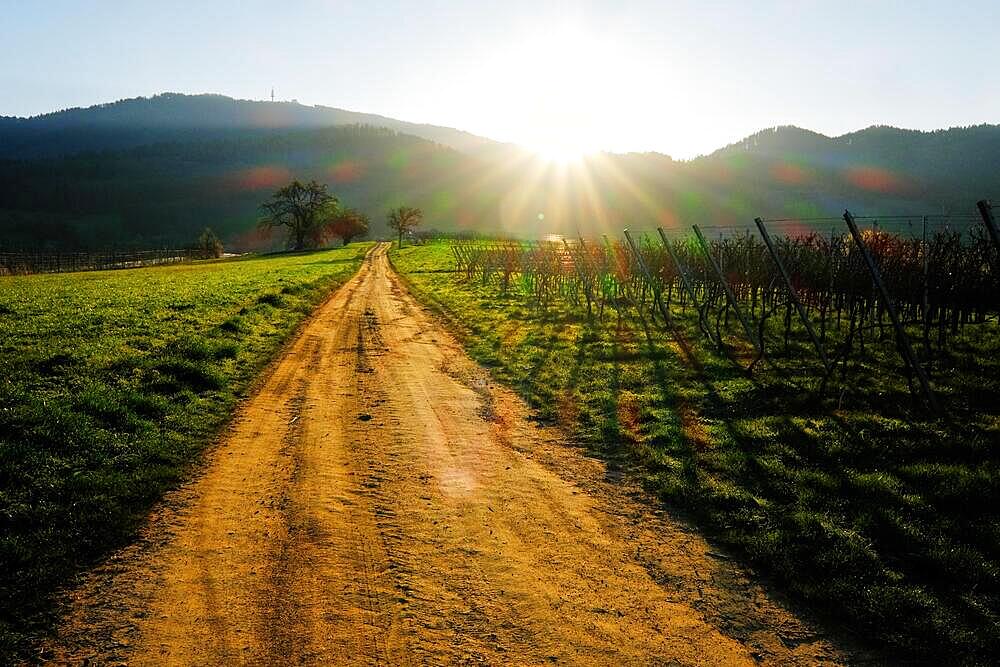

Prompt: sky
[{"left": 2, "top": 0, "right": 999, "bottom": 159}]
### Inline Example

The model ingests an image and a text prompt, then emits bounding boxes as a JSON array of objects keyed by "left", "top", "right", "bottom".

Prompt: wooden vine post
[
  {"left": 976, "top": 200, "right": 1000, "bottom": 275},
  {"left": 843, "top": 210, "right": 938, "bottom": 411},
  {"left": 754, "top": 217, "right": 832, "bottom": 374},
  {"left": 656, "top": 227, "right": 701, "bottom": 311},
  {"left": 922, "top": 216, "right": 929, "bottom": 319},
  {"left": 623, "top": 229, "right": 672, "bottom": 325},
  {"left": 692, "top": 224, "right": 761, "bottom": 354},
  {"left": 451, "top": 243, "right": 468, "bottom": 273}
]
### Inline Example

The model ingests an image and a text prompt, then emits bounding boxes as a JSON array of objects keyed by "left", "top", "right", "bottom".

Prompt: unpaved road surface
[{"left": 43, "top": 244, "right": 853, "bottom": 665}]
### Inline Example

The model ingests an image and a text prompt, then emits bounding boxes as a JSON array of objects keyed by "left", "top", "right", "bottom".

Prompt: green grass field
[
  {"left": 0, "top": 244, "right": 370, "bottom": 656},
  {"left": 392, "top": 241, "right": 1000, "bottom": 661}
]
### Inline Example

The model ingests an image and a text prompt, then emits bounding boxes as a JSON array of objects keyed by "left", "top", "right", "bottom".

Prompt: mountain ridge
[
  {"left": 7, "top": 92, "right": 997, "bottom": 162},
  {"left": 1, "top": 93, "right": 997, "bottom": 250},
  {"left": 0, "top": 93, "right": 503, "bottom": 158}
]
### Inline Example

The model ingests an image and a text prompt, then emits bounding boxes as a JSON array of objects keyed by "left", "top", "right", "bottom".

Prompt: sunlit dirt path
[{"left": 42, "top": 243, "right": 852, "bottom": 665}]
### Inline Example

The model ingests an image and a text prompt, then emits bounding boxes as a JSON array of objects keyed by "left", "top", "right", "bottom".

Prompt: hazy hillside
[
  {"left": 706, "top": 124, "right": 1000, "bottom": 205},
  {"left": 0, "top": 93, "right": 500, "bottom": 158},
  {"left": 0, "top": 125, "right": 507, "bottom": 249},
  {"left": 1, "top": 94, "right": 998, "bottom": 250}
]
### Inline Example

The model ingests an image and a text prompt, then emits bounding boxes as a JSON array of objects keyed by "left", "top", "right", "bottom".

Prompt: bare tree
[
  {"left": 259, "top": 180, "right": 337, "bottom": 250},
  {"left": 386, "top": 206, "right": 423, "bottom": 248}
]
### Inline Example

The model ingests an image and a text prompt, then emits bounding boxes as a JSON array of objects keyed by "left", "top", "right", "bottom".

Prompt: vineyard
[
  {"left": 0, "top": 248, "right": 220, "bottom": 276},
  {"left": 393, "top": 203, "right": 1000, "bottom": 660},
  {"left": 451, "top": 202, "right": 1000, "bottom": 411}
]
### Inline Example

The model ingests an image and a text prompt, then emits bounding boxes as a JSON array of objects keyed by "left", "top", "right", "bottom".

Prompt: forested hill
[
  {"left": 0, "top": 93, "right": 500, "bottom": 158},
  {"left": 1, "top": 94, "right": 998, "bottom": 250},
  {"left": 699, "top": 124, "right": 1000, "bottom": 208},
  {"left": 0, "top": 125, "right": 505, "bottom": 249}
]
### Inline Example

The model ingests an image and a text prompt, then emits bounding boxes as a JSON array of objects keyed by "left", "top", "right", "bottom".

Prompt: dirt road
[{"left": 44, "top": 243, "right": 851, "bottom": 665}]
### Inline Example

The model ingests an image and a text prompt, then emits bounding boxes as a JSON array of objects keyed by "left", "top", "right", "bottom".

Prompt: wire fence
[{"left": 0, "top": 248, "right": 209, "bottom": 276}]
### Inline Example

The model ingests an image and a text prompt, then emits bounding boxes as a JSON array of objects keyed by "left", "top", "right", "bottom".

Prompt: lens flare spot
[
  {"left": 328, "top": 160, "right": 364, "bottom": 183},
  {"left": 231, "top": 165, "right": 293, "bottom": 191},
  {"left": 785, "top": 199, "right": 825, "bottom": 220},
  {"left": 724, "top": 193, "right": 753, "bottom": 217},
  {"left": 657, "top": 208, "right": 680, "bottom": 230},
  {"left": 455, "top": 206, "right": 476, "bottom": 228},
  {"left": 679, "top": 190, "right": 706, "bottom": 217},
  {"left": 845, "top": 166, "right": 908, "bottom": 194},
  {"left": 430, "top": 190, "right": 456, "bottom": 214},
  {"left": 388, "top": 149, "right": 410, "bottom": 170},
  {"left": 709, "top": 163, "right": 733, "bottom": 183},
  {"left": 771, "top": 163, "right": 809, "bottom": 185}
]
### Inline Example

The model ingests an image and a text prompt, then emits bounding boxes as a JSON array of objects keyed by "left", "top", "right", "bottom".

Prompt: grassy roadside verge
[
  {"left": 0, "top": 244, "right": 371, "bottom": 659},
  {"left": 391, "top": 241, "right": 1000, "bottom": 662}
]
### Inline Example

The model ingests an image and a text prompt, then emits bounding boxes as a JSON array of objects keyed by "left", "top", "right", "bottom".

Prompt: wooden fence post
[
  {"left": 754, "top": 217, "right": 832, "bottom": 373},
  {"left": 843, "top": 210, "right": 938, "bottom": 411},
  {"left": 692, "top": 224, "right": 761, "bottom": 353}
]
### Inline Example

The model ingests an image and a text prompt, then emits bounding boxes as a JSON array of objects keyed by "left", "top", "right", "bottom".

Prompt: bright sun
[
  {"left": 533, "top": 138, "right": 591, "bottom": 164},
  {"left": 492, "top": 24, "right": 625, "bottom": 164}
]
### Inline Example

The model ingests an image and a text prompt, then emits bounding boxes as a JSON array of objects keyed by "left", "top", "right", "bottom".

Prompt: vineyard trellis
[
  {"left": 450, "top": 201, "right": 1000, "bottom": 410},
  {"left": 0, "top": 248, "right": 213, "bottom": 276}
]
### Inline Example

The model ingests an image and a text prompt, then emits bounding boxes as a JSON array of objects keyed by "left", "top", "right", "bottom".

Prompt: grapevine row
[{"left": 450, "top": 204, "right": 1000, "bottom": 407}]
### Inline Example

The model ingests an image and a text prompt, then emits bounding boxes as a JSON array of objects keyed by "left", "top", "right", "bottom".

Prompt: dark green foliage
[
  {"left": 0, "top": 125, "right": 481, "bottom": 250},
  {"left": 196, "top": 227, "right": 224, "bottom": 258},
  {"left": 258, "top": 180, "right": 337, "bottom": 250},
  {"left": 257, "top": 292, "right": 284, "bottom": 307}
]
